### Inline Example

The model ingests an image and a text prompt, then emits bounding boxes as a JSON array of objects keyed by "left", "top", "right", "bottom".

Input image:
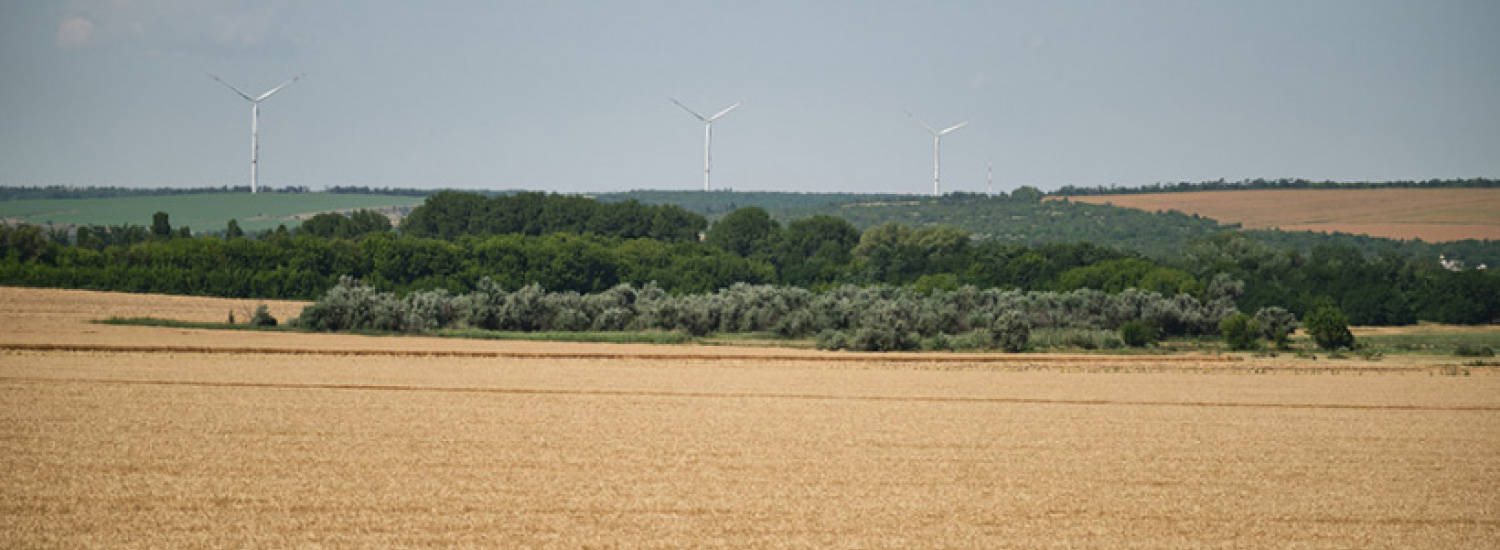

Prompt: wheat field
[
  {"left": 1059, "top": 188, "right": 1500, "bottom": 242},
  {"left": 3, "top": 287, "right": 1498, "bottom": 548}
]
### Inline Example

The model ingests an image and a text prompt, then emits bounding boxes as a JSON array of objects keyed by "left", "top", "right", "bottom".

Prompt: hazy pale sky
[{"left": 2, "top": 1, "right": 1497, "bottom": 194}]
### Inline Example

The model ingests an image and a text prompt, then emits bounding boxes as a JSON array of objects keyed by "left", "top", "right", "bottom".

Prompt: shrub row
[{"left": 293, "top": 277, "right": 1243, "bottom": 352}]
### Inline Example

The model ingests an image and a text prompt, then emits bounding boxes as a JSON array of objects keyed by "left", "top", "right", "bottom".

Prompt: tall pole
[
  {"left": 987, "top": 161, "right": 993, "bottom": 196},
  {"left": 932, "top": 135, "right": 942, "bottom": 197},
  {"left": 250, "top": 102, "right": 260, "bottom": 194},
  {"left": 704, "top": 122, "right": 713, "bottom": 192}
]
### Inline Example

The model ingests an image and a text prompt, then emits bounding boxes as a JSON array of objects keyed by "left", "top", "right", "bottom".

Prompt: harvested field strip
[
  {"left": 6, "top": 375, "right": 1499, "bottom": 411},
  {"left": 0, "top": 342, "right": 1236, "bottom": 363}
]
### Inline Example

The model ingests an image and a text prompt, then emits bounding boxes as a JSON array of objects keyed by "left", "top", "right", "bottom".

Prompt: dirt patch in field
[{"left": 1057, "top": 188, "right": 1500, "bottom": 242}]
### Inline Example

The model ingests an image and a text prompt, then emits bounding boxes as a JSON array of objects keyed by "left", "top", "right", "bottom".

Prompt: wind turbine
[
  {"left": 908, "top": 112, "right": 968, "bottom": 196},
  {"left": 209, "top": 73, "right": 304, "bottom": 194},
  {"left": 672, "top": 99, "right": 741, "bottom": 191}
]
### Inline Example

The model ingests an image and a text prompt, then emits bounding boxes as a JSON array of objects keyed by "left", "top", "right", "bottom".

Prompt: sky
[{"left": 1, "top": 1, "right": 1497, "bottom": 195}]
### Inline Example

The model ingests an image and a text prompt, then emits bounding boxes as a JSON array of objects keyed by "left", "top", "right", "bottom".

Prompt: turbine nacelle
[
  {"left": 672, "top": 98, "right": 741, "bottom": 123},
  {"left": 907, "top": 111, "right": 968, "bottom": 137}
]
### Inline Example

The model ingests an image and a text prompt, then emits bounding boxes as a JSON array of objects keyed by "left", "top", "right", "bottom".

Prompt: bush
[
  {"left": 949, "top": 328, "right": 995, "bottom": 351},
  {"left": 1454, "top": 344, "right": 1495, "bottom": 357},
  {"left": 990, "top": 311, "right": 1030, "bottom": 352},
  {"left": 921, "top": 333, "right": 954, "bottom": 351},
  {"left": 849, "top": 302, "right": 919, "bottom": 352},
  {"left": 815, "top": 329, "right": 850, "bottom": 351},
  {"left": 1254, "top": 306, "right": 1297, "bottom": 350},
  {"left": 249, "top": 304, "right": 278, "bottom": 327},
  {"left": 1119, "top": 320, "right": 1157, "bottom": 348},
  {"left": 1219, "top": 312, "right": 1261, "bottom": 351},
  {"left": 1304, "top": 306, "right": 1355, "bottom": 351}
]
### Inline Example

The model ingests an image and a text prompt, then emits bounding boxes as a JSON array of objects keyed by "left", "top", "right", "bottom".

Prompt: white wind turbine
[
  {"left": 672, "top": 98, "right": 741, "bottom": 191},
  {"left": 909, "top": 112, "right": 968, "bottom": 196},
  {"left": 209, "top": 73, "right": 304, "bottom": 194}
]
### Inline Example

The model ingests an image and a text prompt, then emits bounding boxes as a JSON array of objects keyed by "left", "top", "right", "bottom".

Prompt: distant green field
[{"left": 0, "top": 193, "right": 427, "bottom": 234}]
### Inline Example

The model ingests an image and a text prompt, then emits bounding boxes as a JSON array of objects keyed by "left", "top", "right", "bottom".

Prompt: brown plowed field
[
  {"left": 3, "top": 286, "right": 1498, "bottom": 548},
  {"left": 1058, "top": 188, "right": 1500, "bottom": 242}
]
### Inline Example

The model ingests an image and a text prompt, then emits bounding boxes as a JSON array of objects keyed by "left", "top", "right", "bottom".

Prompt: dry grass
[
  {"left": 3, "top": 286, "right": 1499, "bottom": 548},
  {"left": 1058, "top": 188, "right": 1500, "bottom": 242}
]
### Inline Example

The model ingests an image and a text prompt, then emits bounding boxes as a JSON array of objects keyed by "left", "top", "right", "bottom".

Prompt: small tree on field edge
[
  {"left": 250, "top": 304, "right": 278, "bottom": 327},
  {"left": 1304, "top": 305, "right": 1355, "bottom": 351},
  {"left": 1219, "top": 312, "right": 1261, "bottom": 351},
  {"left": 1119, "top": 320, "right": 1157, "bottom": 348}
]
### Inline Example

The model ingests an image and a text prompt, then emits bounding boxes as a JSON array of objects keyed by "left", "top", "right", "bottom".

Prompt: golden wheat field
[
  {"left": 3, "top": 287, "right": 1499, "bottom": 548},
  {"left": 1058, "top": 188, "right": 1500, "bottom": 242}
]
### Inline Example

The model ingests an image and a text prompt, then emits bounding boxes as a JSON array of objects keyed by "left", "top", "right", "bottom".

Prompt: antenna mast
[{"left": 987, "top": 161, "right": 994, "bottom": 196}]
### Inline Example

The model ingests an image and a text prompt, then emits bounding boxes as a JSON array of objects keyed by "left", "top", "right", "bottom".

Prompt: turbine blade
[
  {"left": 255, "top": 73, "right": 305, "bottom": 102},
  {"left": 938, "top": 121, "right": 970, "bottom": 135},
  {"left": 208, "top": 73, "right": 254, "bottom": 102},
  {"left": 670, "top": 98, "right": 707, "bottom": 121},
  {"left": 906, "top": 111, "right": 937, "bottom": 135},
  {"left": 707, "top": 102, "right": 741, "bottom": 122}
]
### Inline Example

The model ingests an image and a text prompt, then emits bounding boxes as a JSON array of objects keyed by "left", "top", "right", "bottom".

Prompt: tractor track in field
[
  {"left": 4, "top": 375, "right": 1499, "bottom": 412},
  {"left": 0, "top": 342, "right": 1238, "bottom": 364}
]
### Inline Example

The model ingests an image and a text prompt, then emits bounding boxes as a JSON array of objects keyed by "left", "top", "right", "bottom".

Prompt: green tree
[
  {"left": 1010, "top": 186, "right": 1044, "bottom": 203},
  {"left": 705, "top": 207, "right": 781, "bottom": 258},
  {"left": 226, "top": 219, "right": 245, "bottom": 238},
  {"left": 1304, "top": 305, "right": 1355, "bottom": 351},
  {"left": 991, "top": 311, "right": 1031, "bottom": 352},
  {"left": 151, "top": 212, "right": 172, "bottom": 238},
  {"left": 1119, "top": 320, "right": 1157, "bottom": 347},
  {"left": 1218, "top": 312, "right": 1261, "bottom": 351}
]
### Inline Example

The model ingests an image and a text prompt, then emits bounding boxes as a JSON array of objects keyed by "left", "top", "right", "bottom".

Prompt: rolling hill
[
  {"left": 0, "top": 192, "right": 426, "bottom": 234},
  {"left": 1057, "top": 188, "right": 1500, "bottom": 243}
]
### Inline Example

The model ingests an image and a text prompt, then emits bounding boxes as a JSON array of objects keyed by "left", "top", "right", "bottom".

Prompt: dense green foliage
[
  {"left": 1118, "top": 320, "right": 1157, "bottom": 348},
  {"left": 600, "top": 190, "right": 1500, "bottom": 268},
  {"left": 0, "top": 225, "right": 770, "bottom": 299},
  {"left": 299, "top": 210, "right": 392, "bottom": 239},
  {"left": 294, "top": 277, "right": 1236, "bottom": 352},
  {"left": 400, "top": 191, "right": 706, "bottom": 242},
  {"left": 1254, "top": 306, "right": 1297, "bottom": 349},
  {"left": 249, "top": 304, "right": 278, "bottom": 327},
  {"left": 1179, "top": 233, "right": 1500, "bottom": 326},
  {"left": 1218, "top": 313, "right": 1262, "bottom": 351},
  {"left": 1304, "top": 306, "right": 1356, "bottom": 351},
  {"left": 2, "top": 190, "right": 1497, "bottom": 330}
]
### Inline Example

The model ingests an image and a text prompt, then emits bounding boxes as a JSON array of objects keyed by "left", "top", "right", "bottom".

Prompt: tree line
[{"left": 2, "top": 191, "right": 1496, "bottom": 327}]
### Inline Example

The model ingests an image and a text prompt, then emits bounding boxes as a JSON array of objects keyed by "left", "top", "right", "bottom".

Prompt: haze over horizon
[{"left": 2, "top": 1, "right": 1497, "bottom": 194}]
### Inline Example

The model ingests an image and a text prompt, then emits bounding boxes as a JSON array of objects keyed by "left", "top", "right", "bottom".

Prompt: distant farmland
[
  {"left": 1058, "top": 188, "right": 1500, "bottom": 242},
  {"left": 0, "top": 193, "right": 426, "bottom": 234}
]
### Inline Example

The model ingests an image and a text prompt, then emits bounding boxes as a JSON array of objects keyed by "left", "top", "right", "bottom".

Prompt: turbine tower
[
  {"left": 209, "top": 73, "right": 304, "bottom": 194},
  {"left": 909, "top": 113, "right": 968, "bottom": 196},
  {"left": 672, "top": 99, "right": 741, "bottom": 191}
]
